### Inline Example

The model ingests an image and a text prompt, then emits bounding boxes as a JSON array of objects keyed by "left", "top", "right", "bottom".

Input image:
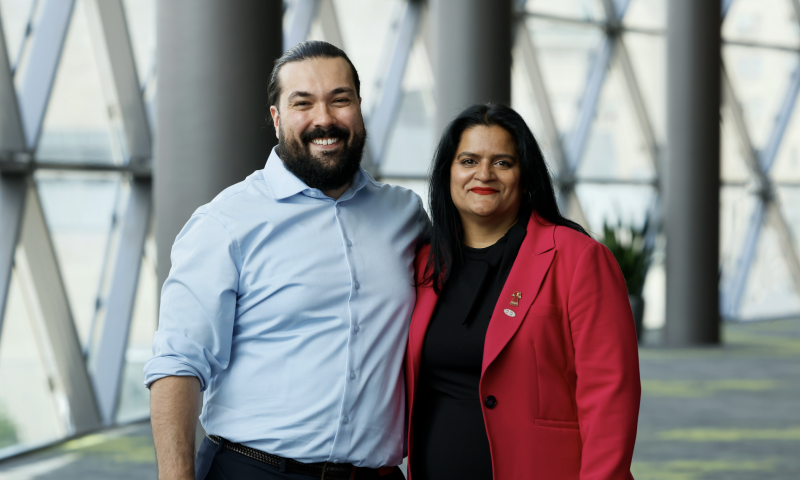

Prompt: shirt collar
[{"left": 262, "top": 146, "right": 377, "bottom": 201}]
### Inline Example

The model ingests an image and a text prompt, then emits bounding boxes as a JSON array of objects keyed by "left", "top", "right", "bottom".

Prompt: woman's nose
[{"left": 474, "top": 161, "right": 493, "bottom": 181}]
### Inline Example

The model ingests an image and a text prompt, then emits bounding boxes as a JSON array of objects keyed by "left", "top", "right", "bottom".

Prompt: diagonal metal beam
[
  {"left": 16, "top": 181, "right": 102, "bottom": 433},
  {"left": 767, "top": 201, "right": 800, "bottom": 295},
  {"left": 0, "top": 17, "right": 25, "bottom": 153},
  {"left": 720, "top": 200, "right": 766, "bottom": 318},
  {"left": 86, "top": 0, "right": 152, "bottom": 164},
  {"left": 367, "top": 0, "right": 422, "bottom": 166},
  {"left": 617, "top": 37, "right": 659, "bottom": 175},
  {"left": 759, "top": 66, "right": 800, "bottom": 173},
  {"left": 722, "top": 0, "right": 735, "bottom": 19},
  {"left": 0, "top": 175, "right": 27, "bottom": 338},
  {"left": 564, "top": 37, "right": 614, "bottom": 172},
  {"left": 15, "top": 0, "right": 75, "bottom": 150},
  {"left": 284, "top": 0, "right": 320, "bottom": 51},
  {"left": 90, "top": 178, "right": 151, "bottom": 425}
]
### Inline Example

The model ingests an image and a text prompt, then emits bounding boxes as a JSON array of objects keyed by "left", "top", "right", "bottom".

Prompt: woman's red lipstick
[{"left": 470, "top": 187, "right": 499, "bottom": 195}]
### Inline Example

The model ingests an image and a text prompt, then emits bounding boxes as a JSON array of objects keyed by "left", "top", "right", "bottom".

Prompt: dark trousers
[{"left": 195, "top": 437, "right": 406, "bottom": 480}]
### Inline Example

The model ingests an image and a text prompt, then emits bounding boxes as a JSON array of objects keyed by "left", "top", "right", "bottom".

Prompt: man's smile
[{"left": 311, "top": 137, "right": 341, "bottom": 146}]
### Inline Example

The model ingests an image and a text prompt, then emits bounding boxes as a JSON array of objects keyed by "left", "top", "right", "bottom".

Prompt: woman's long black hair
[{"left": 423, "top": 103, "right": 588, "bottom": 293}]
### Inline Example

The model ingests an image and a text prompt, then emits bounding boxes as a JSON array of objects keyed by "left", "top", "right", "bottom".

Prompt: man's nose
[{"left": 312, "top": 103, "right": 335, "bottom": 129}]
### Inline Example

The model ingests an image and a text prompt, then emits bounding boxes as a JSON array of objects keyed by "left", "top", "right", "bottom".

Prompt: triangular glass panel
[
  {"left": 525, "top": 0, "right": 605, "bottom": 22},
  {"left": 621, "top": 32, "right": 666, "bottom": 144},
  {"left": 720, "top": 104, "right": 754, "bottom": 183},
  {"left": 573, "top": 183, "right": 655, "bottom": 234},
  {"left": 723, "top": 0, "right": 800, "bottom": 49},
  {"left": 0, "top": 0, "right": 36, "bottom": 69},
  {"left": 512, "top": 44, "right": 559, "bottom": 173},
  {"left": 0, "top": 268, "right": 64, "bottom": 450},
  {"left": 738, "top": 209, "right": 800, "bottom": 320},
  {"left": 525, "top": 18, "right": 605, "bottom": 139},
  {"left": 33, "top": 170, "right": 124, "bottom": 350},
  {"left": 116, "top": 233, "right": 157, "bottom": 423},
  {"left": 576, "top": 59, "right": 656, "bottom": 181},
  {"left": 36, "top": 0, "right": 124, "bottom": 165},
  {"left": 379, "top": 30, "right": 435, "bottom": 178},
  {"left": 122, "top": 0, "right": 155, "bottom": 88},
  {"left": 720, "top": 186, "right": 760, "bottom": 277},
  {"left": 770, "top": 91, "right": 800, "bottom": 182},
  {"left": 622, "top": 0, "right": 665, "bottom": 30},
  {"left": 723, "top": 45, "right": 798, "bottom": 153},
  {"left": 332, "top": 0, "right": 398, "bottom": 115}
]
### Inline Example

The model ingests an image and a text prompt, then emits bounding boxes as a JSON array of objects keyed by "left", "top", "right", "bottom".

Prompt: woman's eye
[{"left": 461, "top": 159, "right": 477, "bottom": 165}]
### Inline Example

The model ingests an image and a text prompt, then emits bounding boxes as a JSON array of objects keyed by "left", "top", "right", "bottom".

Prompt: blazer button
[{"left": 484, "top": 395, "right": 497, "bottom": 409}]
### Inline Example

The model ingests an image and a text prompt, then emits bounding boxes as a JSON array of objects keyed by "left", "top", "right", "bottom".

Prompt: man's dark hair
[{"left": 268, "top": 40, "right": 361, "bottom": 109}]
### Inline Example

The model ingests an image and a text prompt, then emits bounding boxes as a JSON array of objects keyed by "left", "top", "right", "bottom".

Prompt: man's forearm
[{"left": 150, "top": 376, "right": 202, "bottom": 480}]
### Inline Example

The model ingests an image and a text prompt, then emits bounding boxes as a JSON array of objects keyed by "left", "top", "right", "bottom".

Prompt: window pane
[
  {"left": 723, "top": 0, "right": 800, "bottom": 48},
  {"left": 36, "top": 0, "right": 124, "bottom": 165},
  {"left": 34, "top": 170, "right": 123, "bottom": 350},
  {"left": 525, "top": 0, "right": 605, "bottom": 22},
  {"left": 0, "top": 270, "right": 64, "bottom": 452},
  {"left": 623, "top": 0, "right": 665, "bottom": 30},
  {"left": 122, "top": 0, "right": 156, "bottom": 88}
]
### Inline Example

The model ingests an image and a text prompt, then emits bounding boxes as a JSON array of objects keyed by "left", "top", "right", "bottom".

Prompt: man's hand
[{"left": 150, "top": 376, "right": 202, "bottom": 480}]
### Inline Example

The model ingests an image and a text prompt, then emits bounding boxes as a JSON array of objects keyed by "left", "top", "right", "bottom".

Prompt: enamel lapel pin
[{"left": 504, "top": 291, "right": 522, "bottom": 317}]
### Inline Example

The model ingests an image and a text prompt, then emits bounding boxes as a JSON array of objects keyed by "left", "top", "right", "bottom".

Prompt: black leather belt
[{"left": 208, "top": 435, "right": 367, "bottom": 480}]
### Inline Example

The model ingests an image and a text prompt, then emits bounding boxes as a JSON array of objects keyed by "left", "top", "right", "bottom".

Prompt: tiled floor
[{"left": 0, "top": 319, "right": 798, "bottom": 479}]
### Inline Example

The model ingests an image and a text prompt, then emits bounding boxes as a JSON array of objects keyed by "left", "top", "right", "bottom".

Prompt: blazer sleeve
[{"left": 567, "top": 242, "right": 641, "bottom": 480}]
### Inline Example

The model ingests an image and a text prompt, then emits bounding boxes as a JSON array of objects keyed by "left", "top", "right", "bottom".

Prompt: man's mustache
[{"left": 300, "top": 126, "right": 350, "bottom": 143}]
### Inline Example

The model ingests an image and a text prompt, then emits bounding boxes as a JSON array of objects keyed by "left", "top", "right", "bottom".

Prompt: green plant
[
  {"left": 0, "top": 403, "right": 18, "bottom": 449},
  {"left": 601, "top": 219, "right": 653, "bottom": 297}
]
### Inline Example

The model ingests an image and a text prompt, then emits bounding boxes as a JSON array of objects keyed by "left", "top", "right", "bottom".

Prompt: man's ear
[{"left": 269, "top": 105, "right": 280, "bottom": 139}]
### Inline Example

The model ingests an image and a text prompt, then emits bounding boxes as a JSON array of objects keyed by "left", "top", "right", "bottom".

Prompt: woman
[{"left": 406, "top": 104, "right": 641, "bottom": 480}]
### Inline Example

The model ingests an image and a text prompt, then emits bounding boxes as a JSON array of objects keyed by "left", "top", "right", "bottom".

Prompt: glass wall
[{"left": 1, "top": 0, "right": 799, "bottom": 457}]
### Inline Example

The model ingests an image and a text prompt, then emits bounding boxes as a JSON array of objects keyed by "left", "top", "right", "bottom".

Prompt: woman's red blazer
[{"left": 405, "top": 212, "right": 641, "bottom": 480}]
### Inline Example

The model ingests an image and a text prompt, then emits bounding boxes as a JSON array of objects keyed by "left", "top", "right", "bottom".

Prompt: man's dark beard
[{"left": 279, "top": 124, "right": 366, "bottom": 192}]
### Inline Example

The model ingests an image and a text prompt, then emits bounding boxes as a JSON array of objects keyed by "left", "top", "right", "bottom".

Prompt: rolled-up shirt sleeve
[{"left": 143, "top": 212, "right": 241, "bottom": 390}]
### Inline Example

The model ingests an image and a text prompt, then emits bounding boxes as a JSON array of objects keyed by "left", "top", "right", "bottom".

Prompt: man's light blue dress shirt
[{"left": 144, "top": 148, "right": 428, "bottom": 467}]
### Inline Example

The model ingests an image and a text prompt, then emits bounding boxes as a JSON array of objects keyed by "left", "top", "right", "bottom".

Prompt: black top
[{"left": 412, "top": 223, "right": 527, "bottom": 480}]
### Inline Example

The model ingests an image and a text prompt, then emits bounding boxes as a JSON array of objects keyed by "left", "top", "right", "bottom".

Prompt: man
[{"left": 145, "top": 41, "right": 428, "bottom": 480}]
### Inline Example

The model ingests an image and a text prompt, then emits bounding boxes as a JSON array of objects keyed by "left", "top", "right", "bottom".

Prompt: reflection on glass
[
  {"left": 0, "top": 0, "right": 36, "bottom": 69},
  {"left": 380, "top": 33, "right": 435, "bottom": 178},
  {"left": 723, "top": 0, "right": 800, "bottom": 48},
  {"left": 723, "top": 46, "right": 797, "bottom": 151},
  {"left": 0, "top": 270, "right": 64, "bottom": 452},
  {"left": 577, "top": 61, "right": 655, "bottom": 181},
  {"left": 623, "top": 0, "right": 665, "bottom": 30},
  {"left": 36, "top": 0, "right": 124, "bottom": 164},
  {"left": 122, "top": 0, "right": 156, "bottom": 88},
  {"left": 526, "top": 18, "right": 604, "bottom": 137},
  {"left": 622, "top": 33, "right": 666, "bottom": 144},
  {"left": 116, "top": 234, "right": 157, "bottom": 423},
  {"left": 34, "top": 170, "right": 123, "bottom": 350},
  {"left": 526, "top": 0, "right": 605, "bottom": 22}
]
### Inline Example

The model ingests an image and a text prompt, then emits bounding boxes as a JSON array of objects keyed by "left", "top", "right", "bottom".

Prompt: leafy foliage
[{"left": 601, "top": 219, "right": 653, "bottom": 297}]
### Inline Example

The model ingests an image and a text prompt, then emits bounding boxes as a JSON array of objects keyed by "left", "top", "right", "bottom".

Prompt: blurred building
[{"left": 0, "top": 0, "right": 799, "bottom": 460}]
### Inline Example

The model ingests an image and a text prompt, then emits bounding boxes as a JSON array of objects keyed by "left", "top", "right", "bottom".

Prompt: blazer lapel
[
  {"left": 482, "top": 213, "right": 556, "bottom": 375},
  {"left": 408, "top": 284, "right": 439, "bottom": 388}
]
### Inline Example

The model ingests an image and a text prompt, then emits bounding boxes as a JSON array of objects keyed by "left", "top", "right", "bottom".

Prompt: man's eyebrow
[
  {"left": 330, "top": 87, "right": 356, "bottom": 96},
  {"left": 287, "top": 91, "right": 313, "bottom": 102}
]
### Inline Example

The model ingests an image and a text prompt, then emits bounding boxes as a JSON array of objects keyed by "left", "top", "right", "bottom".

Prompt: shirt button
[
  {"left": 333, "top": 460, "right": 338, "bottom": 464},
  {"left": 309, "top": 191, "right": 317, "bottom": 197},
  {"left": 350, "top": 371, "right": 356, "bottom": 379},
  {"left": 354, "top": 325, "right": 360, "bottom": 333},
  {"left": 354, "top": 281, "right": 360, "bottom": 290},
  {"left": 343, "top": 416, "right": 349, "bottom": 424},
  {"left": 347, "top": 239, "right": 353, "bottom": 247}
]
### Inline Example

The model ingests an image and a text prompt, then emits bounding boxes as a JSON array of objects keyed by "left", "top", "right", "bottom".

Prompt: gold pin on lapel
[{"left": 510, "top": 291, "right": 522, "bottom": 307}]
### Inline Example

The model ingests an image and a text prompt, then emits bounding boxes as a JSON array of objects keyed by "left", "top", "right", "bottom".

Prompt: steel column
[
  {"left": 156, "top": 0, "right": 282, "bottom": 289},
  {"left": 665, "top": 0, "right": 721, "bottom": 345},
  {"left": 90, "top": 178, "right": 151, "bottom": 425},
  {"left": 432, "top": 0, "right": 513, "bottom": 135}
]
